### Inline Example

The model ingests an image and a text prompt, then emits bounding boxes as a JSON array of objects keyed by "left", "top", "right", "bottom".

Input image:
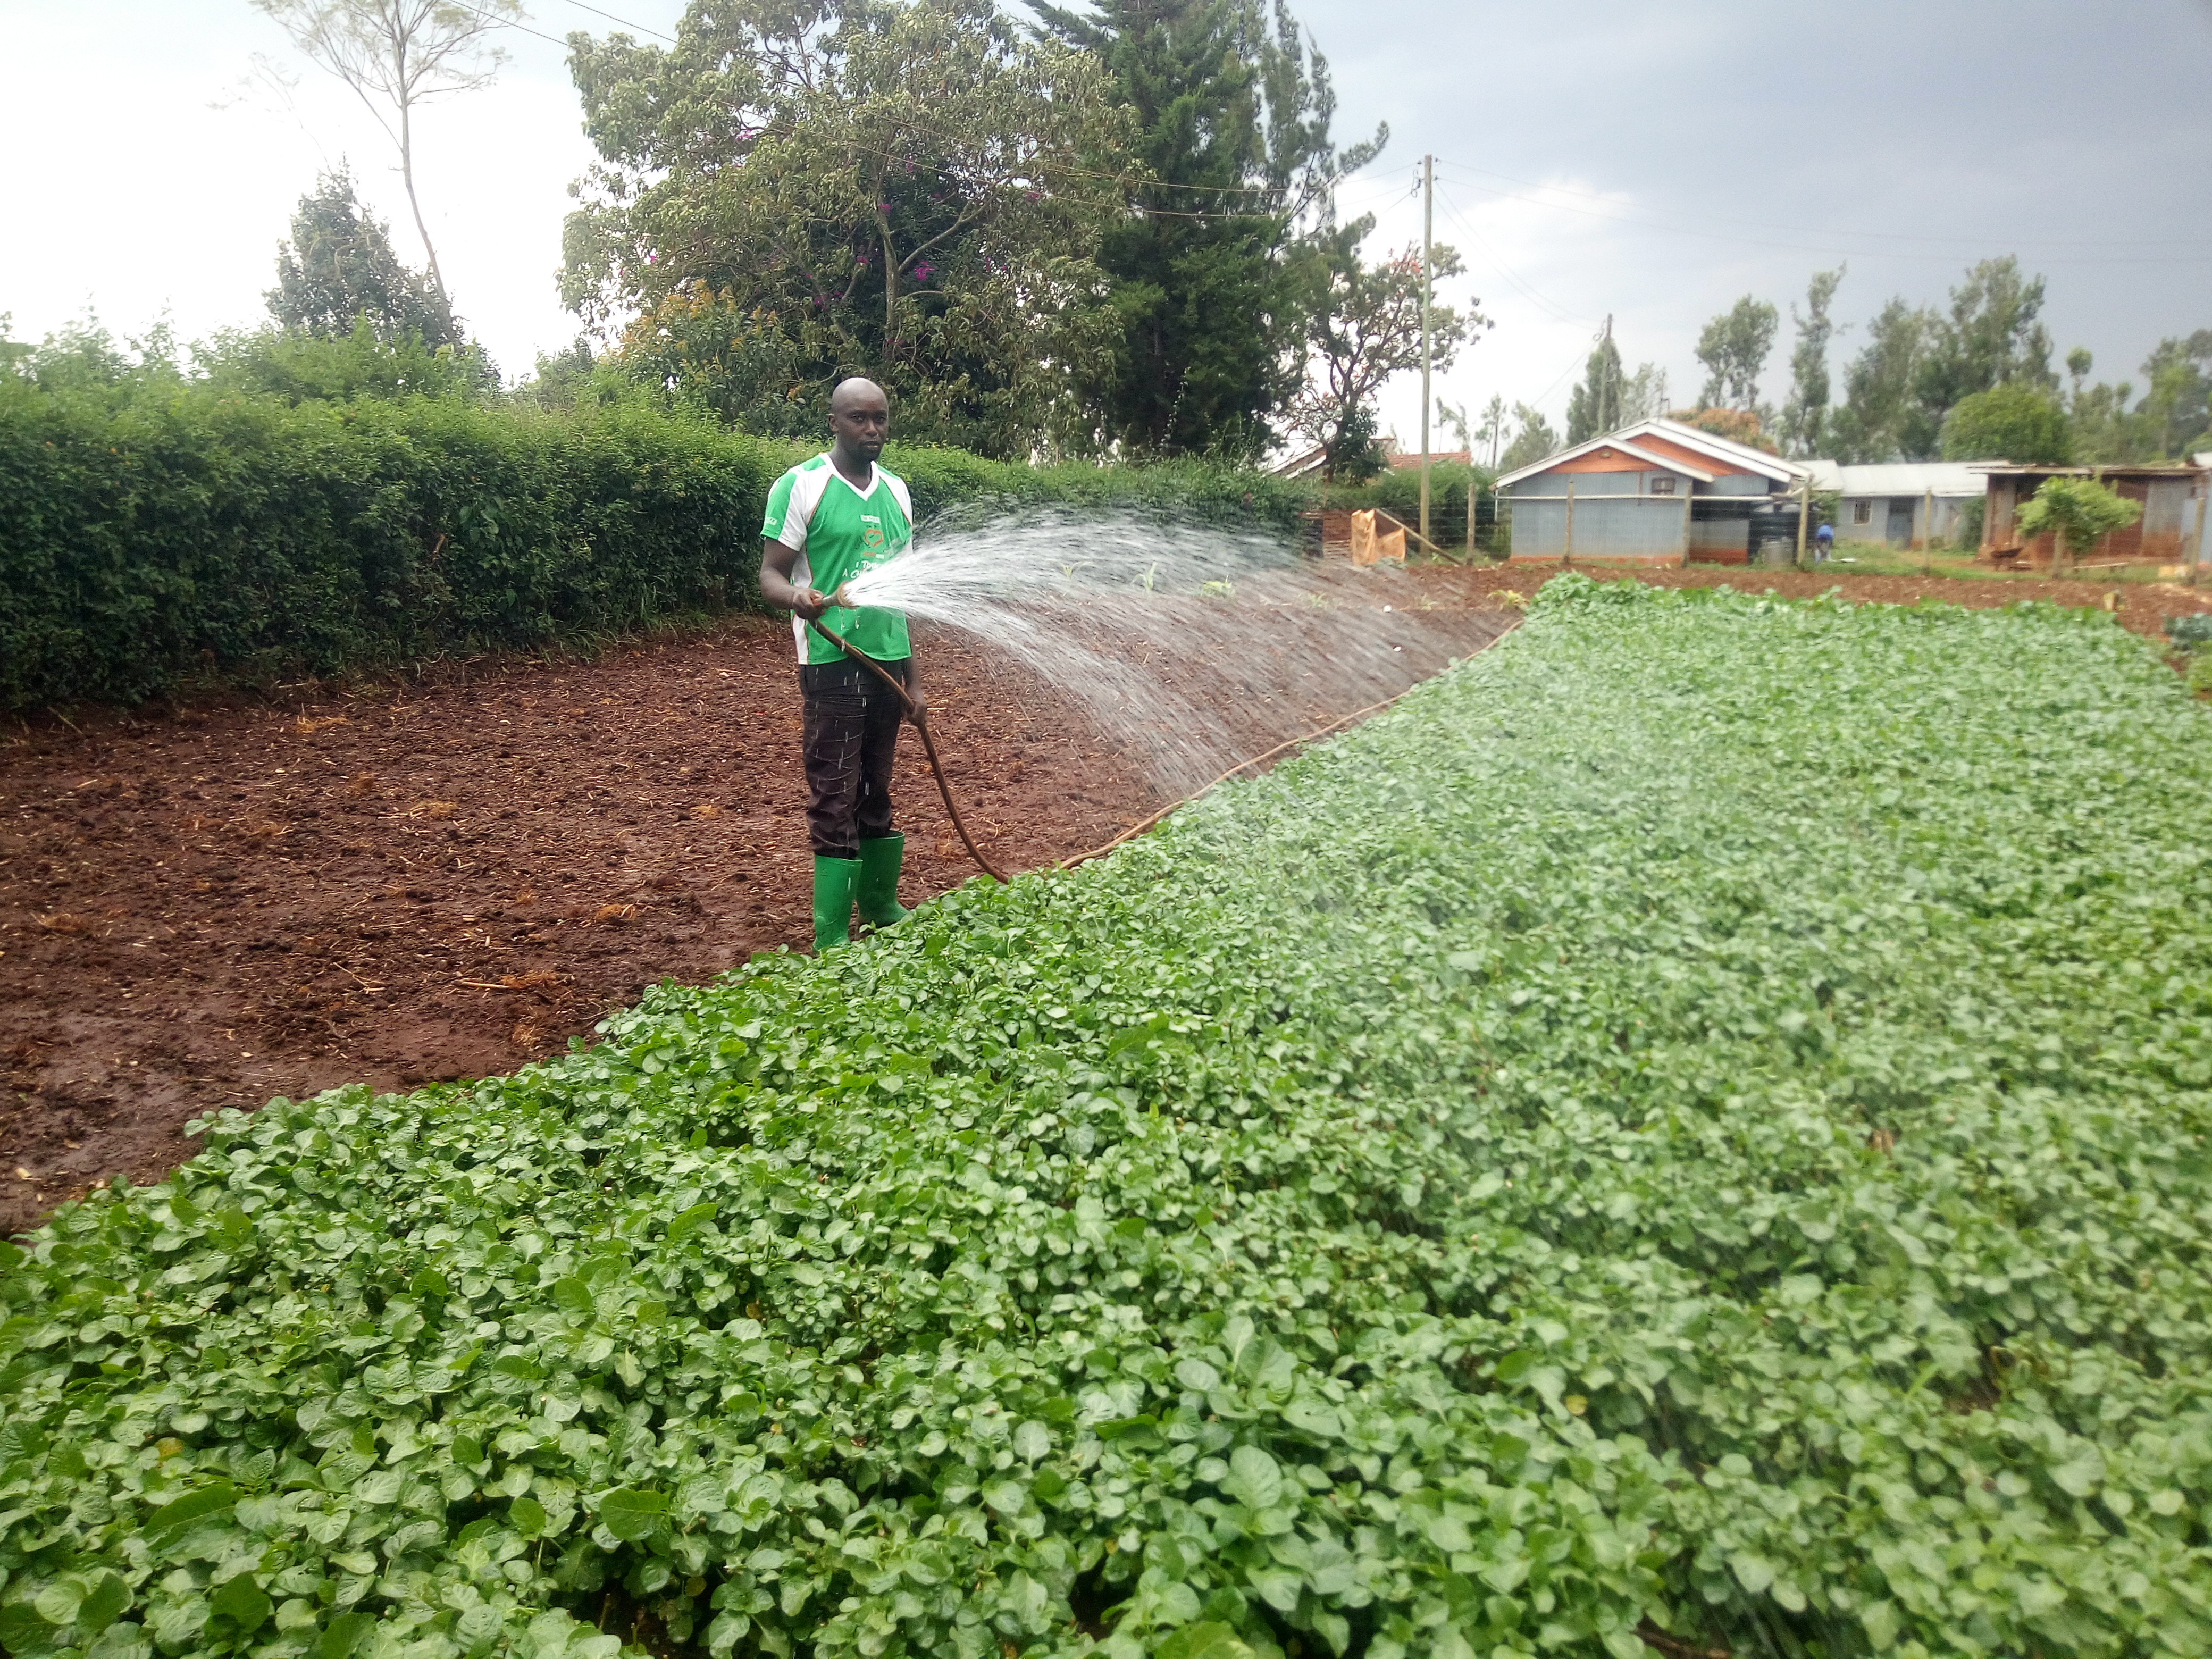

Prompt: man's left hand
[{"left": 905, "top": 681, "right": 928, "bottom": 728}]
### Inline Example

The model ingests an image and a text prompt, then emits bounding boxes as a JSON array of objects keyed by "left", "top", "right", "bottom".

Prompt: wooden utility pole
[
  {"left": 1795, "top": 474, "right": 1811, "bottom": 570},
  {"left": 2192, "top": 480, "right": 2208, "bottom": 588},
  {"left": 1419, "top": 154, "right": 1434, "bottom": 552},
  {"left": 1600, "top": 314, "right": 1615, "bottom": 431},
  {"left": 1564, "top": 475, "right": 1576, "bottom": 564},
  {"left": 1922, "top": 485, "right": 1934, "bottom": 576}
]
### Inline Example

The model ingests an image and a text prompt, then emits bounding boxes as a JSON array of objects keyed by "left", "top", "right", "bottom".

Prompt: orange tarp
[{"left": 1348, "top": 509, "right": 1406, "bottom": 565}]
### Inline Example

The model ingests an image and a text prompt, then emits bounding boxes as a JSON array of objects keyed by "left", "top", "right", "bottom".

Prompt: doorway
[{"left": 1886, "top": 498, "right": 1916, "bottom": 548}]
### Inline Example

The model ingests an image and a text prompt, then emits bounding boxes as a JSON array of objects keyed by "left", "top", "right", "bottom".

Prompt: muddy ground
[{"left": 4, "top": 560, "right": 2206, "bottom": 1234}]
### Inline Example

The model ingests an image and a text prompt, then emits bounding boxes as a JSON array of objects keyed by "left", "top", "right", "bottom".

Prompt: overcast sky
[{"left": 4, "top": 0, "right": 2208, "bottom": 453}]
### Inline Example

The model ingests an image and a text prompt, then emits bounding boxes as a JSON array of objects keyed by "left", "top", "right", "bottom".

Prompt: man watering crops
[{"left": 758, "top": 376, "right": 924, "bottom": 951}]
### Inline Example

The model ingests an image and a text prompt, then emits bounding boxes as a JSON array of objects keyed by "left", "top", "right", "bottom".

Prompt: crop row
[{"left": 4, "top": 577, "right": 2210, "bottom": 1659}]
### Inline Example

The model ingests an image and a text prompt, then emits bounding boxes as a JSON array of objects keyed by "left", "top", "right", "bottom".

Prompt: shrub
[
  {"left": 2164, "top": 612, "right": 2212, "bottom": 649},
  {"left": 0, "top": 367, "right": 781, "bottom": 711},
  {"left": 2015, "top": 474, "right": 2143, "bottom": 573},
  {"left": 1941, "top": 384, "right": 2071, "bottom": 464},
  {"left": 5, "top": 580, "right": 2211, "bottom": 1659},
  {"left": 0, "top": 343, "right": 1311, "bottom": 712}
]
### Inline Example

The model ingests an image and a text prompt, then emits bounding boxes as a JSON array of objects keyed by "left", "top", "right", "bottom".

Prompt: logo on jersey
[{"left": 862, "top": 523, "right": 886, "bottom": 550}]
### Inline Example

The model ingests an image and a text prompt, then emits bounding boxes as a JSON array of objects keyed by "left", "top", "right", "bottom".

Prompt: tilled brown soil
[{"left": 4, "top": 560, "right": 2206, "bottom": 1235}]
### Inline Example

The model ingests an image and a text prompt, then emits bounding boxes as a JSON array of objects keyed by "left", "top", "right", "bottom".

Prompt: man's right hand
[{"left": 792, "top": 588, "right": 832, "bottom": 621}]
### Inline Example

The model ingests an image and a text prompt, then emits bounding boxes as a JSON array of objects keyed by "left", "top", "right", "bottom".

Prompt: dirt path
[{"left": 4, "top": 560, "right": 2204, "bottom": 1235}]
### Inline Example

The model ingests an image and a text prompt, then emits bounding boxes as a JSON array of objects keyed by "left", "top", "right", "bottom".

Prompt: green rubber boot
[
  {"left": 857, "top": 834, "right": 909, "bottom": 929},
  {"left": 812, "top": 855, "right": 861, "bottom": 950}
]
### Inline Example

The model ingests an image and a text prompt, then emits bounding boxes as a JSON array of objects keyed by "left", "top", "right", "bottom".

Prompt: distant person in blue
[{"left": 1814, "top": 520, "right": 1834, "bottom": 562}]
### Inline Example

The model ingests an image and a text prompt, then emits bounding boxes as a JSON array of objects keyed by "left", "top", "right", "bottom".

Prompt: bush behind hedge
[{"left": 0, "top": 366, "right": 1313, "bottom": 713}]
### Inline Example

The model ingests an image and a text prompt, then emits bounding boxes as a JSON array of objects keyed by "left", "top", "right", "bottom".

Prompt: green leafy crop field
[{"left": 5, "top": 579, "right": 2209, "bottom": 1659}]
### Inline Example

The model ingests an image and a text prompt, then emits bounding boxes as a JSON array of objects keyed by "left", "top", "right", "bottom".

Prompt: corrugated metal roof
[
  {"left": 1821, "top": 462, "right": 1989, "bottom": 498},
  {"left": 1637, "top": 418, "right": 1806, "bottom": 483},
  {"left": 1494, "top": 423, "right": 1767, "bottom": 490}
]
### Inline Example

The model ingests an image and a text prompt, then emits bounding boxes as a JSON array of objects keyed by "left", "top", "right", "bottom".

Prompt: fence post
[
  {"left": 2193, "top": 480, "right": 2207, "bottom": 588},
  {"left": 1564, "top": 476, "right": 1576, "bottom": 565}
]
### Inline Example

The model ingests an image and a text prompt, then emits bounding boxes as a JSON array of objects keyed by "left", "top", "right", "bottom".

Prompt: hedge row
[{"left": 0, "top": 372, "right": 1313, "bottom": 713}]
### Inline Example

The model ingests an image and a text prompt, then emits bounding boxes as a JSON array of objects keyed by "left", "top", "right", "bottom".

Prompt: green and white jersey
[{"left": 761, "top": 454, "right": 915, "bottom": 665}]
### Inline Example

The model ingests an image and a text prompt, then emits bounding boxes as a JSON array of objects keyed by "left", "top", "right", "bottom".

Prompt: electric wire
[
  {"left": 1430, "top": 163, "right": 2212, "bottom": 267},
  {"left": 1434, "top": 191, "right": 1595, "bottom": 328},
  {"left": 1430, "top": 157, "right": 2212, "bottom": 251}
]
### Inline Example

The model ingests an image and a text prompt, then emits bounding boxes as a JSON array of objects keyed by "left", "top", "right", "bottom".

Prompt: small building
[
  {"left": 1976, "top": 463, "right": 2210, "bottom": 568},
  {"left": 1802, "top": 461, "right": 1986, "bottom": 549},
  {"left": 1494, "top": 418, "right": 1809, "bottom": 564}
]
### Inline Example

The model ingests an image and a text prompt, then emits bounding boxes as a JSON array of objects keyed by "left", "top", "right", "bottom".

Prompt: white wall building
[{"left": 1802, "top": 461, "right": 1985, "bottom": 548}]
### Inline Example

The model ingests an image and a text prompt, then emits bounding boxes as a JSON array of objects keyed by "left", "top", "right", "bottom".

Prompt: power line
[
  {"left": 1430, "top": 157, "right": 2212, "bottom": 252},
  {"left": 445, "top": 0, "right": 578, "bottom": 49},
  {"left": 542, "top": 0, "right": 676, "bottom": 43},
  {"left": 1434, "top": 192, "right": 1596, "bottom": 328},
  {"left": 1430, "top": 164, "right": 2212, "bottom": 268}
]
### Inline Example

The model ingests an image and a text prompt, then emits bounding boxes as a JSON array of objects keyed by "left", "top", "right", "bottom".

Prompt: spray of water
[{"left": 840, "top": 509, "right": 1511, "bottom": 795}]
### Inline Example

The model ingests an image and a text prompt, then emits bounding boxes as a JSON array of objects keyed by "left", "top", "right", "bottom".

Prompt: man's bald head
[
  {"left": 828, "top": 377, "right": 890, "bottom": 468},
  {"left": 830, "top": 377, "right": 889, "bottom": 415}
]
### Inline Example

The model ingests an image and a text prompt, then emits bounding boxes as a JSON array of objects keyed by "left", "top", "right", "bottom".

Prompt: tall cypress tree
[
  {"left": 1564, "top": 334, "right": 1623, "bottom": 445},
  {"left": 1038, "top": 0, "right": 1378, "bottom": 458}
]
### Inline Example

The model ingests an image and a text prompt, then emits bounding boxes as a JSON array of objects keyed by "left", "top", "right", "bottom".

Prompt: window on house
[
  {"left": 1851, "top": 499, "right": 1873, "bottom": 525},
  {"left": 1648, "top": 475, "right": 1675, "bottom": 496}
]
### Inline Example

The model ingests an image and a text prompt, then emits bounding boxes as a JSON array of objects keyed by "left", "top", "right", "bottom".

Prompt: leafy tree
[
  {"left": 266, "top": 167, "right": 457, "bottom": 346},
  {"left": 2136, "top": 330, "right": 2212, "bottom": 459},
  {"left": 2060, "top": 334, "right": 2210, "bottom": 464},
  {"left": 1616, "top": 362, "right": 1662, "bottom": 424},
  {"left": 252, "top": 0, "right": 522, "bottom": 309},
  {"left": 1665, "top": 405, "right": 1778, "bottom": 455},
  {"left": 2015, "top": 474, "right": 2141, "bottom": 576},
  {"left": 1035, "top": 0, "right": 1381, "bottom": 458},
  {"left": 1826, "top": 297, "right": 1934, "bottom": 463},
  {"left": 2068, "top": 376, "right": 2153, "bottom": 465},
  {"left": 1776, "top": 265, "right": 1842, "bottom": 457},
  {"left": 1289, "top": 219, "right": 1478, "bottom": 480},
  {"left": 1905, "top": 255, "right": 2054, "bottom": 458},
  {"left": 1564, "top": 331, "right": 1623, "bottom": 445},
  {"left": 1940, "top": 383, "right": 2068, "bottom": 463},
  {"left": 203, "top": 315, "right": 495, "bottom": 402},
  {"left": 2065, "top": 345, "right": 2093, "bottom": 404},
  {"left": 1694, "top": 294, "right": 1778, "bottom": 408},
  {"left": 1472, "top": 392, "right": 1507, "bottom": 469},
  {"left": 564, "top": 0, "right": 1133, "bottom": 458},
  {"left": 1496, "top": 401, "right": 1559, "bottom": 474}
]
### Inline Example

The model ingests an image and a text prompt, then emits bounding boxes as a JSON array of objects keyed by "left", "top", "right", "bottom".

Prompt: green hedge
[{"left": 0, "top": 368, "right": 1313, "bottom": 713}]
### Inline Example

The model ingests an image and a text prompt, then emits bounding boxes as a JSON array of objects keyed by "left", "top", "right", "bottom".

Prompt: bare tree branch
[{"left": 253, "top": 0, "right": 522, "bottom": 308}]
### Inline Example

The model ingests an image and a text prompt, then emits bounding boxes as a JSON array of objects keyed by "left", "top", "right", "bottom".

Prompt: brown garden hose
[{"left": 805, "top": 617, "right": 1010, "bottom": 883}]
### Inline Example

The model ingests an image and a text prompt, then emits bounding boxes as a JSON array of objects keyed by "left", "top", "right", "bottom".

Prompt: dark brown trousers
[{"left": 799, "top": 656, "right": 909, "bottom": 858}]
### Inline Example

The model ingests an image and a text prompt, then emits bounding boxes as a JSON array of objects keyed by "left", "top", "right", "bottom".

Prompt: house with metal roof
[
  {"left": 1493, "top": 418, "right": 1811, "bottom": 564},
  {"left": 1801, "top": 461, "right": 1986, "bottom": 549}
]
